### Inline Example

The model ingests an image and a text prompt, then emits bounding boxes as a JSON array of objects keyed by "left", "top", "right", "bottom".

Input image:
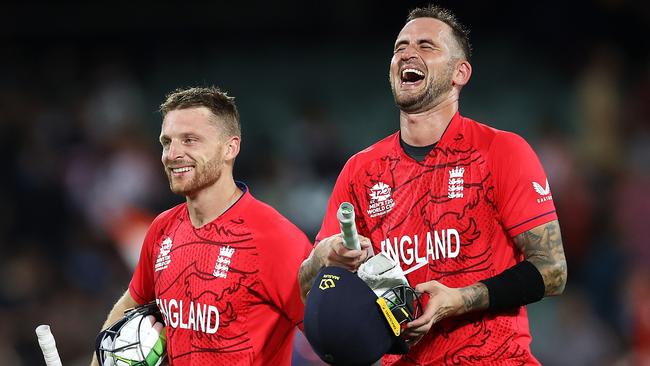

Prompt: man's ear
[
  {"left": 223, "top": 136, "right": 241, "bottom": 161},
  {"left": 453, "top": 60, "right": 472, "bottom": 87}
]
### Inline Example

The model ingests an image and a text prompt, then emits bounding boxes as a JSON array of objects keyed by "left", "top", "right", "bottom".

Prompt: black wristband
[{"left": 480, "top": 260, "right": 545, "bottom": 313}]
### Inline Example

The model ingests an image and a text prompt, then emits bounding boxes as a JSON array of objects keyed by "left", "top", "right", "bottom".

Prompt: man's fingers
[
  {"left": 358, "top": 236, "right": 375, "bottom": 257},
  {"left": 330, "top": 249, "right": 362, "bottom": 262},
  {"left": 406, "top": 314, "right": 432, "bottom": 329},
  {"left": 359, "top": 235, "right": 372, "bottom": 249},
  {"left": 403, "top": 325, "right": 427, "bottom": 338},
  {"left": 415, "top": 279, "right": 440, "bottom": 294},
  {"left": 332, "top": 241, "right": 364, "bottom": 258},
  {"left": 406, "top": 295, "right": 437, "bottom": 329},
  {"left": 321, "top": 233, "right": 373, "bottom": 269},
  {"left": 326, "top": 245, "right": 362, "bottom": 268}
]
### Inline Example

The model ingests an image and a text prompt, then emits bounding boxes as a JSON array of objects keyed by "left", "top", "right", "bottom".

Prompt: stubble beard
[
  {"left": 167, "top": 158, "right": 223, "bottom": 197},
  {"left": 391, "top": 62, "right": 454, "bottom": 114}
]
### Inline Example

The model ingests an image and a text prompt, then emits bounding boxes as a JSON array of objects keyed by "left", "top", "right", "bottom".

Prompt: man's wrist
[
  {"left": 313, "top": 239, "right": 331, "bottom": 266},
  {"left": 479, "top": 260, "right": 545, "bottom": 313},
  {"left": 457, "top": 283, "right": 489, "bottom": 315},
  {"left": 299, "top": 243, "right": 327, "bottom": 302}
]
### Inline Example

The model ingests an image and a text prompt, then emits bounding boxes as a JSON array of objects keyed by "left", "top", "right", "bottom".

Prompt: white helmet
[{"left": 95, "top": 302, "right": 167, "bottom": 366}]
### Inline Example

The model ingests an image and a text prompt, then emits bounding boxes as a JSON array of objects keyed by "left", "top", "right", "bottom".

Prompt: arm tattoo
[
  {"left": 298, "top": 252, "right": 324, "bottom": 303},
  {"left": 459, "top": 282, "right": 489, "bottom": 313},
  {"left": 431, "top": 283, "right": 488, "bottom": 322},
  {"left": 513, "top": 220, "right": 568, "bottom": 296}
]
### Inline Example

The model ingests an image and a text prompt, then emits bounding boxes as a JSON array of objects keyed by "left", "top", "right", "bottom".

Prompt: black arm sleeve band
[{"left": 479, "top": 260, "right": 545, "bottom": 313}]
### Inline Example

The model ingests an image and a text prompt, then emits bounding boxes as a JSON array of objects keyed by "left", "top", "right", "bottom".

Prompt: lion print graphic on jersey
[
  {"left": 434, "top": 315, "right": 528, "bottom": 364},
  {"left": 357, "top": 138, "right": 494, "bottom": 282},
  {"left": 358, "top": 132, "right": 530, "bottom": 364},
  {"left": 154, "top": 215, "right": 258, "bottom": 361},
  {"left": 324, "top": 115, "right": 557, "bottom": 365}
]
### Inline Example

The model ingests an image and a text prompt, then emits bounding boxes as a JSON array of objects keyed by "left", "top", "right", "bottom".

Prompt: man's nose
[
  {"left": 400, "top": 44, "right": 418, "bottom": 60},
  {"left": 165, "top": 140, "right": 183, "bottom": 160}
]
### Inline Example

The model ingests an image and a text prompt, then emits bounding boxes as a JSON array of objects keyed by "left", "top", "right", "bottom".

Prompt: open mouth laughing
[{"left": 400, "top": 67, "right": 426, "bottom": 87}]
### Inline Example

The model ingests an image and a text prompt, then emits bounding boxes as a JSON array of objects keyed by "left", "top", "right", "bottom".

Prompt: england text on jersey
[
  {"left": 156, "top": 298, "right": 220, "bottom": 334},
  {"left": 380, "top": 228, "right": 460, "bottom": 274}
]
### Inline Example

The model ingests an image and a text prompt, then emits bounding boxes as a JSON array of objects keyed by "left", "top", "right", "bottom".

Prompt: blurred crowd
[{"left": 1, "top": 2, "right": 649, "bottom": 365}]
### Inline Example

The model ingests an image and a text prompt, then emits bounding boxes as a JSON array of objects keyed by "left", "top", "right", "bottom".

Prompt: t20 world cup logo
[{"left": 367, "top": 182, "right": 395, "bottom": 218}]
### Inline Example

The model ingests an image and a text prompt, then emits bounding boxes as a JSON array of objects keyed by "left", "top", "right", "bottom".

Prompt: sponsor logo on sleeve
[{"left": 533, "top": 179, "right": 553, "bottom": 203}]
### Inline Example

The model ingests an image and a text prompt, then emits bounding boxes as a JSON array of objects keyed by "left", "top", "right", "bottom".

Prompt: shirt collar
[{"left": 436, "top": 110, "right": 463, "bottom": 149}]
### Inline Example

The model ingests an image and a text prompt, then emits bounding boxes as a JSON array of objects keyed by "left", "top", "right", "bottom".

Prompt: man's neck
[
  {"left": 185, "top": 176, "right": 243, "bottom": 228},
  {"left": 399, "top": 96, "right": 458, "bottom": 146}
]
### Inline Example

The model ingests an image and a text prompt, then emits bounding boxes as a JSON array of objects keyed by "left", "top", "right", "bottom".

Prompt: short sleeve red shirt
[
  {"left": 316, "top": 112, "right": 556, "bottom": 365},
  {"left": 130, "top": 184, "right": 312, "bottom": 366}
]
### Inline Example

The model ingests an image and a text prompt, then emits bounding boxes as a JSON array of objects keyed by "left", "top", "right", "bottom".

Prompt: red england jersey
[
  {"left": 130, "top": 183, "right": 312, "bottom": 366},
  {"left": 317, "top": 112, "right": 556, "bottom": 365}
]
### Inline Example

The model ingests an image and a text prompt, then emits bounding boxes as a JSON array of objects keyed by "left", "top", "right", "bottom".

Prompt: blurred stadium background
[{"left": 1, "top": 1, "right": 649, "bottom": 365}]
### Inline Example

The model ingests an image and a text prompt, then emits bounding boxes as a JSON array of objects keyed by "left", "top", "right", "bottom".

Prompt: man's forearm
[
  {"left": 513, "top": 220, "right": 567, "bottom": 296},
  {"left": 458, "top": 282, "right": 489, "bottom": 314},
  {"left": 90, "top": 289, "right": 139, "bottom": 366},
  {"left": 298, "top": 251, "right": 324, "bottom": 303}
]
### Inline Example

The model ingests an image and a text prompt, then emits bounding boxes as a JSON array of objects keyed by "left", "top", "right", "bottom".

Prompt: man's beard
[
  {"left": 167, "top": 158, "right": 222, "bottom": 197},
  {"left": 391, "top": 62, "right": 454, "bottom": 113}
]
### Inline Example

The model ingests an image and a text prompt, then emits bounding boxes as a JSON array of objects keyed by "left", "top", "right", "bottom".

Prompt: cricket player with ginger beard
[
  {"left": 299, "top": 5, "right": 568, "bottom": 365},
  {"left": 91, "top": 87, "right": 312, "bottom": 366}
]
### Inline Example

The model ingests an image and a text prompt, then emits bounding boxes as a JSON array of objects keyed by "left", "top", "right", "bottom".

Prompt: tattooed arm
[
  {"left": 403, "top": 281, "right": 489, "bottom": 345},
  {"left": 404, "top": 220, "right": 567, "bottom": 345},
  {"left": 513, "top": 219, "right": 567, "bottom": 296},
  {"left": 298, "top": 234, "right": 373, "bottom": 303}
]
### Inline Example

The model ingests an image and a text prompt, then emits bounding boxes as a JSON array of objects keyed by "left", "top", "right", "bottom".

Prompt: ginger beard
[
  {"left": 390, "top": 58, "right": 455, "bottom": 113},
  {"left": 165, "top": 150, "right": 224, "bottom": 197}
]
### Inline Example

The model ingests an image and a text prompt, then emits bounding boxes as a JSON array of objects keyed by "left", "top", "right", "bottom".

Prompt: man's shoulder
[
  {"left": 460, "top": 115, "right": 529, "bottom": 151},
  {"left": 243, "top": 194, "right": 312, "bottom": 257},
  {"left": 461, "top": 115, "right": 499, "bottom": 141},
  {"left": 244, "top": 193, "right": 282, "bottom": 218},
  {"left": 244, "top": 193, "right": 308, "bottom": 239},
  {"left": 460, "top": 115, "right": 539, "bottom": 175}
]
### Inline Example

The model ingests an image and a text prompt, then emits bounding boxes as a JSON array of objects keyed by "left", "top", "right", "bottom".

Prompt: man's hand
[
  {"left": 403, "top": 281, "right": 488, "bottom": 346},
  {"left": 316, "top": 233, "right": 372, "bottom": 271},
  {"left": 298, "top": 234, "right": 373, "bottom": 302}
]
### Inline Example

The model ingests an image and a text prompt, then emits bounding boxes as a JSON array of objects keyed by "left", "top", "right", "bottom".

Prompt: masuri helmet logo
[{"left": 318, "top": 274, "right": 340, "bottom": 290}]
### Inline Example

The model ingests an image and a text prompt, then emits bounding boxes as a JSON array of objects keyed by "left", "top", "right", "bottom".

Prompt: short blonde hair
[{"left": 160, "top": 86, "right": 241, "bottom": 137}]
